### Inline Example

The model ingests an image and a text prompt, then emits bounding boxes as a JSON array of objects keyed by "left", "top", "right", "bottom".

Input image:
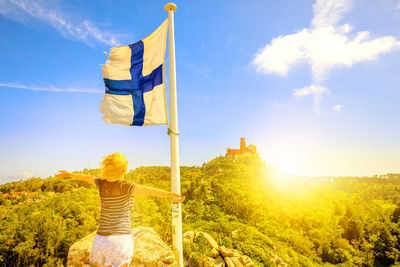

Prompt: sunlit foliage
[{"left": 0, "top": 157, "right": 399, "bottom": 266}]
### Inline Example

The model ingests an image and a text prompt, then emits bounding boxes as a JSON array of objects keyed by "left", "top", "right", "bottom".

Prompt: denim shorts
[{"left": 89, "top": 233, "right": 134, "bottom": 267}]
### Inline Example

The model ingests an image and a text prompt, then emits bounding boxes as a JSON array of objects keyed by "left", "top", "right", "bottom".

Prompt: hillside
[{"left": 1, "top": 155, "right": 400, "bottom": 266}]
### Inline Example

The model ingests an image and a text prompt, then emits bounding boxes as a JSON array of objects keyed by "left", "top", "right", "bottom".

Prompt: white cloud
[
  {"left": 293, "top": 85, "right": 327, "bottom": 113},
  {"left": 21, "top": 171, "right": 34, "bottom": 179},
  {"left": 293, "top": 85, "right": 327, "bottom": 97},
  {"left": 0, "top": 171, "right": 36, "bottom": 183},
  {"left": 0, "top": 82, "right": 103, "bottom": 93},
  {"left": 311, "top": 0, "right": 352, "bottom": 27},
  {"left": 0, "top": 0, "right": 126, "bottom": 46},
  {"left": 333, "top": 104, "right": 343, "bottom": 113},
  {"left": 253, "top": 0, "right": 400, "bottom": 113}
]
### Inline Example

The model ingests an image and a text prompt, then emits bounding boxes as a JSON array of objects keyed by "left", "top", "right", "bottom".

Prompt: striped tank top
[{"left": 94, "top": 178, "right": 136, "bottom": 236}]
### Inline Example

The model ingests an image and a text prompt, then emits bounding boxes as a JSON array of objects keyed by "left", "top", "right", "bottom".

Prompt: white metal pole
[{"left": 164, "top": 3, "right": 183, "bottom": 267}]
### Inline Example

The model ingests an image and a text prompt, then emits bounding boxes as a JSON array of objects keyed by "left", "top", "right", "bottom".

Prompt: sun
[{"left": 264, "top": 159, "right": 310, "bottom": 195}]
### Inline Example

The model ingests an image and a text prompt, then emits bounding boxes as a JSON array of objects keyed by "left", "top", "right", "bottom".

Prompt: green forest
[{"left": 1, "top": 155, "right": 400, "bottom": 266}]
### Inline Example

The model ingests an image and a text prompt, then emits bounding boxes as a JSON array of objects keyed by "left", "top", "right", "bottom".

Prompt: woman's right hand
[
  {"left": 170, "top": 192, "right": 185, "bottom": 203},
  {"left": 54, "top": 170, "right": 72, "bottom": 179}
]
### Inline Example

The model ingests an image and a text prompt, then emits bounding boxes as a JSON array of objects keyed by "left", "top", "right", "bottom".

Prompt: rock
[
  {"left": 219, "top": 246, "right": 235, "bottom": 257},
  {"left": 204, "top": 257, "right": 215, "bottom": 267},
  {"left": 230, "top": 230, "right": 240, "bottom": 239},
  {"left": 210, "top": 247, "right": 219, "bottom": 258},
  {"left": 182, "top": 231, "right": 257, "bottom": 267},
  {"left": 183, "top": 231, "right": 195, "bottom": 243},
  {"left": 162, "top": 255, "right": 176, "bottom": 264},
  {"left": 195, "top": 231, "right": 219, "bottom": 249},
  {"left": 238, "top": 255, "right": 251, "bottom": 265},
  {"left": 132, "top": 227, "right": 178, "bottom": 266},
  {"left": 214, "top": 256, "right": 225, "bottom": 267},
  {"left": 225, "top": 257, "right": 235, "bottom": 267},
  {"left": 233, "top": 251, "right": 242, "bottom": 257},
  {"left": 67, "top": 227, "right": 178, "bottom": 267},
  {"left": 231, "top": 257, "right": 243, "bottom": 267},
  {"left": 269, "top": 252, "right": 288, "bottom": 267},
  {"left": 67, "top": 231, "right": 96, "bottom": 267}
]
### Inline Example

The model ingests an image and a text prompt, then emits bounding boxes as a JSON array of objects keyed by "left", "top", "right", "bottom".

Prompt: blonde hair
[{"left": 100, "top": 152, "right": 128, "bottom": 180}]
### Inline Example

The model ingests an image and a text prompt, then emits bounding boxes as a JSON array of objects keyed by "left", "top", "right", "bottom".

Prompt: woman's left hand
[{"left": 170, "top": 193, "right": 185, "bottom": 203}]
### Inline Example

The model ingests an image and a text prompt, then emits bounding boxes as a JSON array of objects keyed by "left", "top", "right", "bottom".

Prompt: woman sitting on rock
[{"left": 55, "top": 152, "right": 185, "bottom": 267}]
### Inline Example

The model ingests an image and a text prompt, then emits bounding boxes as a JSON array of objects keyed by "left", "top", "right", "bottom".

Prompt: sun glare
[
  {"left": 267, "top": 165, "right": 297, "bottom": 189},
  {"left": 263, "top": 157, "right": 313, "bottom": 196}
]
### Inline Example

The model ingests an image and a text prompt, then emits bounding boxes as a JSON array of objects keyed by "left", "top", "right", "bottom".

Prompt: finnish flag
[{"left": 100, "top": 20, "right": 168, "bottom": 126}]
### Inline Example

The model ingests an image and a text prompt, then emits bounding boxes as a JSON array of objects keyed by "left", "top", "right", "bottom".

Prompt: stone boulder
[
  {"left": 210, "top": 247, "right": 219, "bottom": 258},
  {"left": 238, "top": 255, "right": 253, "bottom": 266},
  {"left": 218, "top": 247, "right": 255, "bottom": 267},
  {"left": 67, "top": 227, "right": 177, "bottom": 267},
  {"left": 269, "top": 251, "right": 288, "bottom": 267},
  {"left": 219, "top": 246, "right": 241, "bottom": 258},
  {"left": 214, "top": 256, "right": 225, "bottom": 267},
  {"left": 67, "top": 231, "right": 96, "bottom": 267},
  {"left": 182, "top": 231, "right": 195, "bottom": 243},
  {"left": 183, "top": 230, "right": 257, "bottom": 267},
  {"left": 231, "top": 257, "right": 243, "bottom": 267},
  {"left": 230, "top": 230, "right": 240, "bottom": 239},
  {"left": 132, "top": 227, "right": 178, "bottom": 266},
  {"left": 203, "top": 256, "right": 215, "bottom": 267},
  {"left": 225, "top": 257, "right": 235, "bottom": 267}
]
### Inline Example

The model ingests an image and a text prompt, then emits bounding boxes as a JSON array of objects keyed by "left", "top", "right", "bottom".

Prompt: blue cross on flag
[{"left": 100, "top": 20, "right": 168, "bottom": 126}]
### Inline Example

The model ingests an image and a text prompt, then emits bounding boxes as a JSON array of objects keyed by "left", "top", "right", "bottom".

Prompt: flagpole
[{"left": 165, "top": 3, "right": 183, "bottom": 267}]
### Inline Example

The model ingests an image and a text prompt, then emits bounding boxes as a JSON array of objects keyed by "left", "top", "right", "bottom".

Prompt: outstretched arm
[
  {"left": 133, "top": 184, "right": 185, "bottom": 203},
  {"left": 55, "top": 170, "right": 96, "bottom": 186}
]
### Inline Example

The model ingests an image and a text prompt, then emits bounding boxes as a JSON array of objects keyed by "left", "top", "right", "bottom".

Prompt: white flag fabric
[{"left": 100, "top": 20, "right": 168, "bottom": 126}]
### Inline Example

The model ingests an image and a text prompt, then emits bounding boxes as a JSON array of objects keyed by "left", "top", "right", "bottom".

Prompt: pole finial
[{"left": 164, "top": 3, "right": 177, "bottom": 12}]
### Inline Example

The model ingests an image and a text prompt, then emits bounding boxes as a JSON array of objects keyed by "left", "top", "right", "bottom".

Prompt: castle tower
[
  {"left": 240, "top": 137, "right": 246, "bottom": 152},
  {"left": 226, "top": 137, "right": 258, "bottom": 157}
]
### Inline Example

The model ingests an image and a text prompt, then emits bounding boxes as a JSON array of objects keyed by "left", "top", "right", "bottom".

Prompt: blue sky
[{"left": 1, "top": 0, "right": 400, "bottom": 183}]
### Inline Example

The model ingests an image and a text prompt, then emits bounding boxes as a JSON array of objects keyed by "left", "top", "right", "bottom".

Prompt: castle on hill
[{"left": 226, "top": 137, "right": 258, "bottom": 157}]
